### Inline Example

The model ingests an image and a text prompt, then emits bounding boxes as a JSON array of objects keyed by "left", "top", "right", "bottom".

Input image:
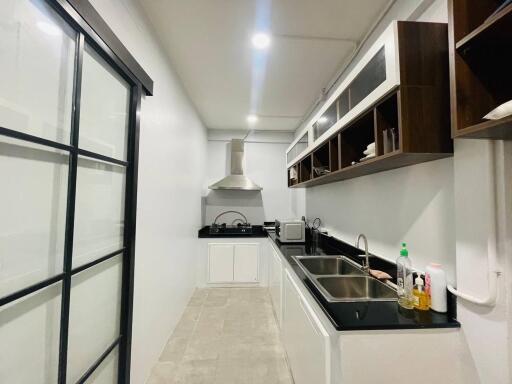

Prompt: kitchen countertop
[
  {"left": 198, "top": 225, "right": 268, "bottom": 238},
  {"left": 267, "top": 232, "right": 461, "bottom": 331}
]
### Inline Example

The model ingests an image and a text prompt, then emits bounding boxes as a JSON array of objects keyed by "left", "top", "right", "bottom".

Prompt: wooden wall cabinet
[
  {"left": 289, "top": 21, "right": 453, "bottom": 188},
  {"left": 448, "top": 0, "right": 512, "bottom": 139}
]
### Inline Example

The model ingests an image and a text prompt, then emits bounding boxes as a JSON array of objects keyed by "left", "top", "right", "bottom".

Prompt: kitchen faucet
[{"left": 355, "top": 234, "right": 370, "bottom": 273}]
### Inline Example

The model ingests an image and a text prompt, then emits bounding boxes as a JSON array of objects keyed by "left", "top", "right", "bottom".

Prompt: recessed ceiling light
[
  {"left": 247, "top": 114, "right": 258, "bottom": 124},
  {"left": 251, "top": 33, "right": 271, "bottom": 50}
]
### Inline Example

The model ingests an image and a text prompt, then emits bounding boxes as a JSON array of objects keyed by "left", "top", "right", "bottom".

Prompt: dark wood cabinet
[
  {"left": 288, "top": 21, "right": 453, "bottom": 188},
  {"left": 448, "top": 0, "right": 512, "bottom": 139}
]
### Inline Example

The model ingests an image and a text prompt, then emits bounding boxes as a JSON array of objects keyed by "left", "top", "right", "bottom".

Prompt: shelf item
[
  {"left": 483, "top": 99, "right": 512, "bottom": 120},
  {"left": 312, "top": 142, "right": 330, "bottom": 177},
  {"left": 288, "top": 21, "right": 452, "bottom": 188},
  {"left": 288, "top": 164, "right": 299, "bottom": 187},
  {"left": 360, "top": 154, "right": 376, "bottom": 162},
  {"left": 449, "top": 0, "right": 512, "bottom": 139},
  {"left": 339, "top": 109, "right": 375, "bottom": 168}
]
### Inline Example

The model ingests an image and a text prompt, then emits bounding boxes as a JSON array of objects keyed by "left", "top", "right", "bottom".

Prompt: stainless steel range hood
[{"left": 209, "top": 139, "right": 263, "bottom": 191}]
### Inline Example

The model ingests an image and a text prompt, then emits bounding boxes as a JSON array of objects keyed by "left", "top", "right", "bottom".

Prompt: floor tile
[{"left": 146, "top": 288, "right": 294, "bottom": 384}]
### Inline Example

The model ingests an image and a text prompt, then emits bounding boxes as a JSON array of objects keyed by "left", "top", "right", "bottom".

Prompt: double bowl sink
[{"left": 293, "top": 256, "right": 397, "bottom": 303}]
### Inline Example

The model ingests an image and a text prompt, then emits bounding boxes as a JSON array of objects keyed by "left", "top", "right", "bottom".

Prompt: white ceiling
[{"left": 137, "top": 0, "right": 392, "bottom": 131}]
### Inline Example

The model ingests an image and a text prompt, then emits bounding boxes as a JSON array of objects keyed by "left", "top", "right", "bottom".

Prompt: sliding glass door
[{"left": 0, "top": 1, "right": 141, "bottom": 383}]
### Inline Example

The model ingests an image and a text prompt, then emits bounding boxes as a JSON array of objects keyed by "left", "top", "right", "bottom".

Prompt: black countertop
[
  {"left": 198, "top": 225, "right": 268, "bottom": 238},
  {"left": 268, "top": 232, "right": 461, "bottom": 331}
]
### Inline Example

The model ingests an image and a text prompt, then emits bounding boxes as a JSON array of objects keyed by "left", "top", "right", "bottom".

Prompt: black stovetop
[
  {"left": 209, "top": 223, "right": 253, "bottom": 235},
  {"left": 198, "top": 225, "right": 268, "bottom": 238}
]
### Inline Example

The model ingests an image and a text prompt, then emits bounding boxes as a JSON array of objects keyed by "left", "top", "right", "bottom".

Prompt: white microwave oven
[{"left": 275, "top": 219, "right": 305, "bottom": 243}]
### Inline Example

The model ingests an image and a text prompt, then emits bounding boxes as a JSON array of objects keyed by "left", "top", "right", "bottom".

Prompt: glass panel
[
  {"left": 287, "top": 132, "right": 308, "bottom": 163},
  {"left": 73, "top": 157, "right": 126, "bottom": 268},
  {"left": 338, "top": 90, "right": 350, "bottom": 120},
  {"left": 86, "top": 347, "right": 118, "bottom": 384},
  {"left": 0, "top": 282, "right": 62, "bottom": 383},
  {"left": 0, "top": 0, "right": 76, "bottom": 143},
  {"left": 349, "top": 46, "right": 386, "bottom": 108},
  {"left": 67, "top": 255, "right": 122, "bottom": 383},
  {"left": 79, "top": 44, "right": 130, "bottom": 160},
  {"left": 314, "top": 101, "right": 338, "bottom": 141},
  {"left": 0, "top": 136, "right": 68, "bottom": 298}
]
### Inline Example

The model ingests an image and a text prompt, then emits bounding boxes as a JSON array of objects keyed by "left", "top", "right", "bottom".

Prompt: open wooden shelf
[
  {"left": 312, "top": 142, "right": 330, "bottom": 178},
  {"left": 299, "top": 155, "right": 312, "bottom": 184},
  {"left": 329, "top": 135, "right": 340, "bottom": 172},
  {"left": 290, "top": 151, "right": 450, "bottom": 188},
  {"left": 449, "top": 0, "right": 512, "bottom": 139},
  {"left": 288, "top": 21, "right": 453, "bottom": 188},
  {"left": 456, "top": 3, "right": 512, "bottom": 50},
  {"left": 287, "top": 163, "right": 299, "bottom": 187},
  {"left": 452, "top": 115, "right": 512, "bottom": 140},
  {"left": 290, "top": 90, "right": 452, "bottom": 187}
]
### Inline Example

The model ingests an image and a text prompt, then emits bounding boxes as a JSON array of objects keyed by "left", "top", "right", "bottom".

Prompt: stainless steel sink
[
  {"left": 316, "top": 276, "right": 397, "bottom": 302},
  {"left": 292, "top": 255, "right": 397, "bottom": 302},
  {"left": 294, "top": 256, "right": 365, "bottom": 276}
]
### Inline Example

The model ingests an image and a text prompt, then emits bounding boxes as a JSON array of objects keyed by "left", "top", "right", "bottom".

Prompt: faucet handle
[{"left": 355, "top": 252, "right": 369, "bottom": 263}]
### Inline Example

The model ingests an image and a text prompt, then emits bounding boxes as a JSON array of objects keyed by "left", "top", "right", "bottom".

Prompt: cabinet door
[
  {"left": 233, "top": 244, "right": 259, "bottom": 282},
  {"left": 269, "top": 248, "right": 283, "bottom": 327},
  {"left": 283, "top": 270, "right": 328, "bottom": 384},
  {"left": 208, "top": 244, "right": 234, "bottom": 283}
]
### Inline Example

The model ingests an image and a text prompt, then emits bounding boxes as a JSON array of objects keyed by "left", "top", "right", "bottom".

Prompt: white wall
[
  {"left": 302, "top": 1, "right": 512, "bottom": 382},
  {"left": 453, "top": 140, "right": 512, "bottom": 383},
  {"left": 307, "top": 157, "right": 456, "bottom": 278},
  {"left": 87, "top": 1, "right": 208, "bottom": 383},
  {"left": 204, "top": 130, "right": 304, "bottom": 225}
]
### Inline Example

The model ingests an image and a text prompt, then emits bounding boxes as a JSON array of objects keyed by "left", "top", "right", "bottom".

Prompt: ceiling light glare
[
  {"left": 37, "top": 21, "right": 61, "bottom": 36},
  {"left": 251, "top": 33, "right": 271, "bottom": 49},
  {"left": 247, "top": 114, "right": 258, "bottom": 124}
]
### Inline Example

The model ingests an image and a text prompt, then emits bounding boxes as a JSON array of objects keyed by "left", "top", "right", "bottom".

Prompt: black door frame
[{"left": 0, "top": 1, "right": 152, "bottom": 383}]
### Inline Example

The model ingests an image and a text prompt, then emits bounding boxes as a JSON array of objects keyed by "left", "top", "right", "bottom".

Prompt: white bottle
[
  {"left": 425, "top": 263, "right": 447, "bottom": 313},
  {"left": 396, "top": 243, "right": 413, "bottom": 309}
]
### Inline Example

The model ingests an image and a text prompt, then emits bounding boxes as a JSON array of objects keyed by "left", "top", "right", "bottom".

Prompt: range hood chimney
[{"left": 208, "top": 139, "right": 263, "bottom": 191}]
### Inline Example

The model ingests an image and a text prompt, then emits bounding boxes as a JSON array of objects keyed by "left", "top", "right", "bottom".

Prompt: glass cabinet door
[
  {"left": 287, "top": 132, "right": 309, "bottom": 164},
  {"left": 349, "top": 46, "right": 386, "bottom": 108}
]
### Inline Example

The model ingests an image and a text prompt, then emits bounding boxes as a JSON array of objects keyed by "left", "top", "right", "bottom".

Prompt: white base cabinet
[
  {"left": 282, "top": 270, "right": 330, "bottom": 384},
  {"left": 233, "top": 244, "right": 259, "bottom": 282},
  {"left": 269, "top": 245, "right": 283, "bottom": 327},
  {"left": 266, "top": 240, "right": 477, "bottom": 384},
  {"left": 208, "top": 243, "right": 259, "bottom": 283},
  {"left": 208, "top": 244, "right": 234, "bottom": 283}
]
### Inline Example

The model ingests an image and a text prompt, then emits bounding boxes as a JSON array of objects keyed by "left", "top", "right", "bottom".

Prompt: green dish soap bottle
[{"left": 397, "top": 243, "right": 413, "bottom": 309}]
